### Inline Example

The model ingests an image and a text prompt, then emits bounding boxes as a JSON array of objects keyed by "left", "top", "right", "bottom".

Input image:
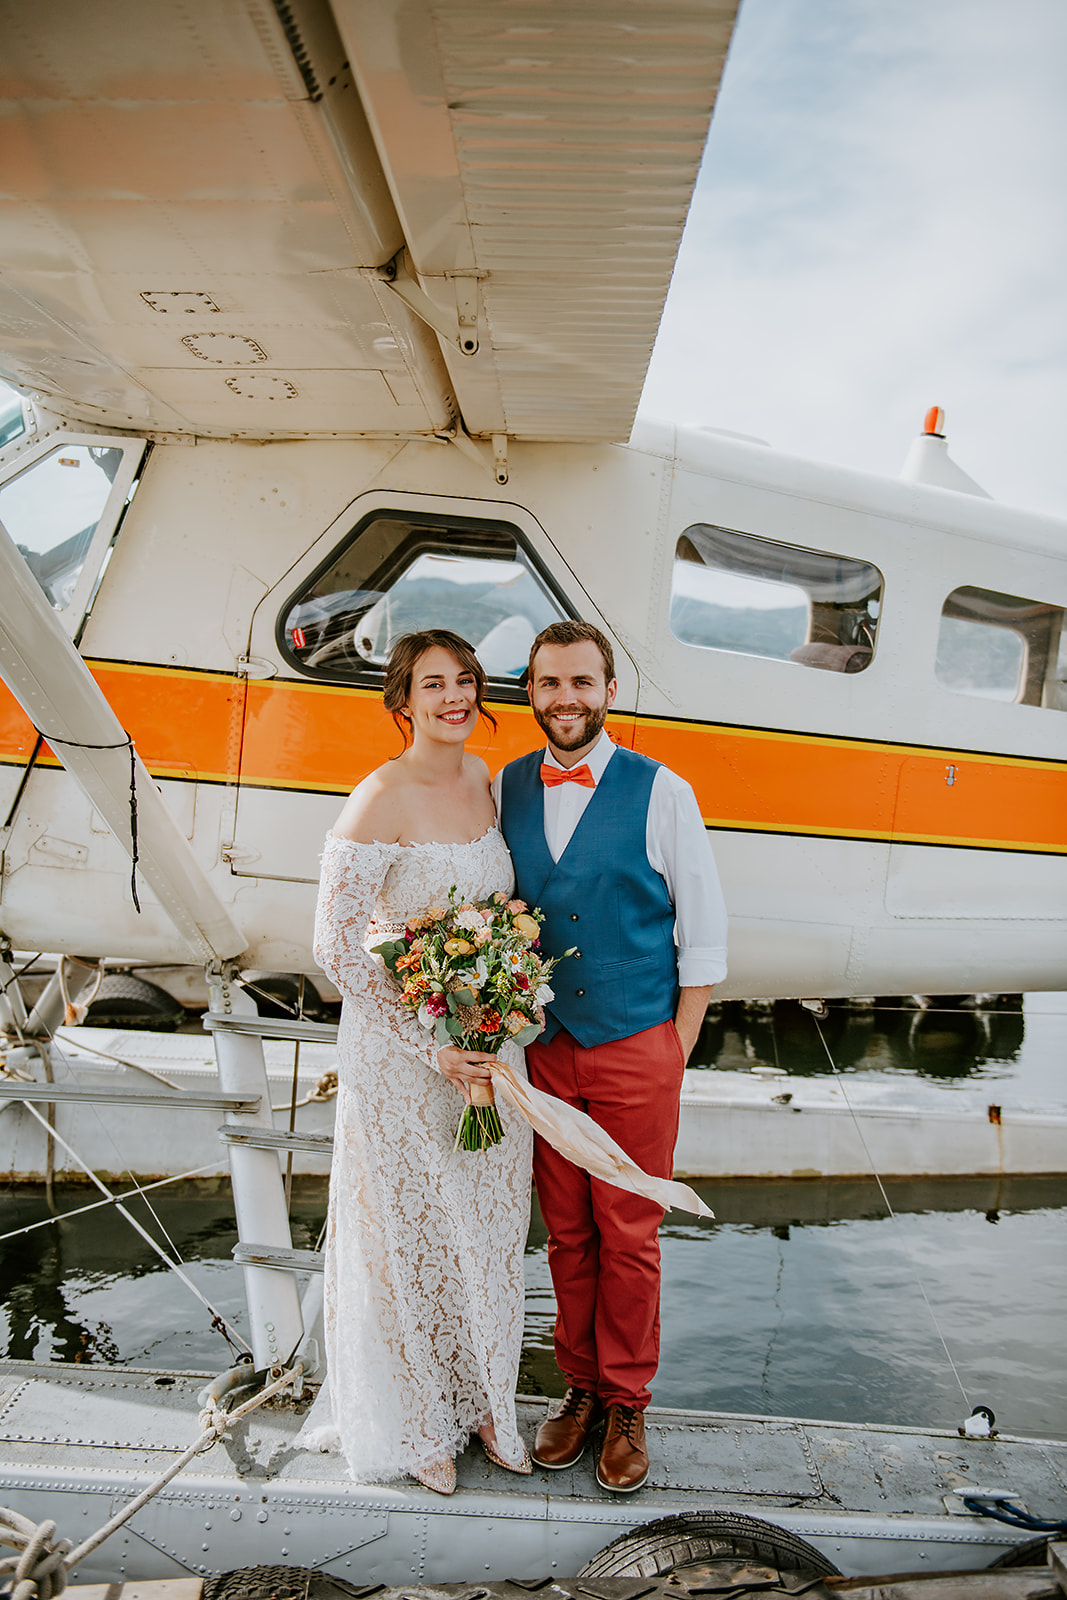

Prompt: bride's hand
[{"left": 437, "top": 1046, "right": 495, "bottom": 1101}]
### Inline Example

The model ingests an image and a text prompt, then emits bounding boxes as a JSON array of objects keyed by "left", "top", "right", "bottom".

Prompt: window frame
[
  {"left": 274, "top": 506, "right": 576, "bottom": 701},
  {"left": 668, "top": 521, "right": 884, "bottom": 674},
  {"left": 0, "top": 432, "right": 147, "bottom": 640},
  {"left": 935, "top": 584, "right": 1066, "bottom": 712}
]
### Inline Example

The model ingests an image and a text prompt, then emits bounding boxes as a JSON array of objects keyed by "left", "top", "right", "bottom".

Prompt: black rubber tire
[
  {"left": 84, "top": 972, "right": 185, "bottom": 1030},
  {"left": 578, "top": 1510, "right": 842, "bottom": 1581},
  {"left": 202, "top": 1565, "right": 369, "bottom": 1600},
  {"left": 987, "top": 1536, "right": 1051, "bottom": 1568}
]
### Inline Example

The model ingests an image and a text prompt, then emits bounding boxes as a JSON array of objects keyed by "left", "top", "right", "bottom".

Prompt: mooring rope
[
  {"left": 0, "top": 1163, "right": 229, "bottom": 1245},
  {"left": 0, "top": 1362, "right": 305, "bottom": 1595},
  {"left": 808, "top": 1009, "right": 973, "bottom": 1409}
]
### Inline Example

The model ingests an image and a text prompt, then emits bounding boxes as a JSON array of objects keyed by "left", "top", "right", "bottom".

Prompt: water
[{"left": 1, "top": 996, "right": 1065, "bottom": 1439}]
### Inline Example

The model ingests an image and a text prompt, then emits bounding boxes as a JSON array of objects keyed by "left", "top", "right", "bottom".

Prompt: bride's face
[{"left": 403, "top": 645, "right": 479, "bottom": 745}]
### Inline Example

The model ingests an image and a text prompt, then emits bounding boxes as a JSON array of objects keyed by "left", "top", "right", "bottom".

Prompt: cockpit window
[
  {"left": 279, "top": 512, "right": 569, "bottom": 688},
  {"left": 936, "top": 586, "right": 1065, "bottom": 711},
  {"left": 671, "top": 523, "right": 882, "bottom": 672},
  {"left": 0, "top": 443, "right": 127, "bottom": 610}
]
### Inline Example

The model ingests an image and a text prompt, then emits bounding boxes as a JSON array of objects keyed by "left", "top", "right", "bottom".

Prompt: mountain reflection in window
[
  {"left": 670, "top": 524, "right": 883, "bottom": 673},
  {"left": 280, "top": 515, "right": 567, "bottom": 684}
]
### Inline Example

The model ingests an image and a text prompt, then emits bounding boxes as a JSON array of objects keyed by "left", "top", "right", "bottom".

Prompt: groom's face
[{"left": 528, "top": 640, "right": 617, "bottom": 761}]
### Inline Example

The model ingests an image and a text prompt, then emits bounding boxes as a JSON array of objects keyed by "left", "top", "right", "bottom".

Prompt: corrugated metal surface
[{"left": 343, "top": 0, "right": 739, "bottom": 440}]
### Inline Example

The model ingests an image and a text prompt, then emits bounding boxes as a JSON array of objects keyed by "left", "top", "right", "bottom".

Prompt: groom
[{"left": 493, "top": 620, "right": 728, "bottom": 1493}]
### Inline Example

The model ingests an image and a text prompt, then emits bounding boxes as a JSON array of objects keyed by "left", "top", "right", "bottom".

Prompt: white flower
[
  {"left": 535, "top": 984, "right": 554, "bottom": 1005},
  {"left": 454, "top": 907, "right": 484, "bottom": 934}
]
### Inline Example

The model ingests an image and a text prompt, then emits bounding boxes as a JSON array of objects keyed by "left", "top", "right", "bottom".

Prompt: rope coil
[{"left": 0, "top": 1510, "right": 72, "bottom": 1600}]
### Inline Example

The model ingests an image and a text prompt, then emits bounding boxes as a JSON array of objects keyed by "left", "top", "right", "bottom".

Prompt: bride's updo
[{"left": 383, "top": 629, "right": 497, "bottom": 744}]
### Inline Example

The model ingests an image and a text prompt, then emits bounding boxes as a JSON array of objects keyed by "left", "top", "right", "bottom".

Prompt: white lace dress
[{"left": 307, "top": 826, "right": 533, "bottom": 1481}]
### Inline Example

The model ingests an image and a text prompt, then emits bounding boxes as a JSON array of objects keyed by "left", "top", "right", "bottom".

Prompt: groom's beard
[{"left": 533, "top": 697, "right": 609, "bottom": 753}]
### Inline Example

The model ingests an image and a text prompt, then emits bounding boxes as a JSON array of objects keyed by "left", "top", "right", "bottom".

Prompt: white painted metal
[
  {"left": 0, "top": 422, "right": 1064, "bottom": 993},
  {"left": 5, "top": 1030, "right": 1064, "bottom": 1181},
  {"left": 0, "top": 514, "right": 246, "bottom": 964},
  {"left": 0, "top": 0, "right": 737, "bottom": 446},
  {"left": 205, "top": 976, "right": 305, "bottom": 1369},
  {"left": 339, "top": 0, "right": 740, "bottom": 439}
]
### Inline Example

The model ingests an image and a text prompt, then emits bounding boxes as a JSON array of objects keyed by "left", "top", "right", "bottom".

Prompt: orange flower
[{"left": 479, "top": 1009, "right": 502, "bottom": 1034}]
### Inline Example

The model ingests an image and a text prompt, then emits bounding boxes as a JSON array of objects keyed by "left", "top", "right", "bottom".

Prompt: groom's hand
[
  {"left": 674, "top": 985, "right": 714, "bottom": 1063},
  {"left": 438, "top": 1046, "right": 495, "bottom": 1102}
]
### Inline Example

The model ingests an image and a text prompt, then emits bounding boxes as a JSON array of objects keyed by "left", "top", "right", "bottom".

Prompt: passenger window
[
  {"left": 671, "top": 524, "right": 882, "bottom": 672},
  {"left": 0, "top": 443, "right": 126, "bottom": 610},
  {"left": 936, "top": 586, "right": 1066, "bottom": 711},
  {"left": 279, "top": 513, "right": 568, "bottom": 686}
]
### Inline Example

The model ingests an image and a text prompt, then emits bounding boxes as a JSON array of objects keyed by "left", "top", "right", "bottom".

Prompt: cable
[
  {"left": 16, "top": 1100, "right": 250, "bottom": 1358},
  {"left": 809, "top": 1011, "right": 973, "bottom": 1410},
  {"left": 30, "top": 727, "right": 140, "bottom": 911}
]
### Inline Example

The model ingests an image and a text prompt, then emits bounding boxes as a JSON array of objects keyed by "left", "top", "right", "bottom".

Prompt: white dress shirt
[{"left": 492, "top": 729, "right": 728, "bottom": 988}]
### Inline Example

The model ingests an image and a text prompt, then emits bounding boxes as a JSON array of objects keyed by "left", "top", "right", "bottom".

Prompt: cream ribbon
[{"left": 489, "top": 1057, "right": 713, "bottom": 1219}]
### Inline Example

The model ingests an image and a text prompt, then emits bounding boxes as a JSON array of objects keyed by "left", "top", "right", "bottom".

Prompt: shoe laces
[
  {"left": 612, "top": 1405, "right": 641, "bottom": 1444},
  {"left": 560, "top": 1386, "right": 595, "bottom": 1418}
]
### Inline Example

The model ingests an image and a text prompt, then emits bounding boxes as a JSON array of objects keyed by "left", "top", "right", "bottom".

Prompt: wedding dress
[{"left": 303, "top": 826, "right": 532, "bottom": 1481}]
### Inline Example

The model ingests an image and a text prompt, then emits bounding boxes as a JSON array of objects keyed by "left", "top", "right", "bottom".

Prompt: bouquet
[{"left": 371, "top": 888, "right": 571, "bottom": 1151}]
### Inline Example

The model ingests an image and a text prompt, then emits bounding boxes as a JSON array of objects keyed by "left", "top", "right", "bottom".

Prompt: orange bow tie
[{"left": 540, "top": 762, "right": 596, "bottom": 789}]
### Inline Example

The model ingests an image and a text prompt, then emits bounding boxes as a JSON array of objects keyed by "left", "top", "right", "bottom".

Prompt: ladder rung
[
  {"left": 0, "top": 1081, "right": 260, "bottom": 1112},
  {"left": 218, "top": 1125, "right": 334, "bottom": 1154},
  {"left": 204, "top": 1013, "right": 339, "bottom": 1045},
  {"left": 232, "top": 1243, "right": 324, "bottom": 1273}
]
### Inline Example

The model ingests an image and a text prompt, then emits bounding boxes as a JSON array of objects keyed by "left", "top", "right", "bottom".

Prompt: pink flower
[
  {"left": 425, "top": 992, "right": 448, "bottom": 1018},
  {"left": 506, "top": 899, "right": 528, "bottom": 914}
]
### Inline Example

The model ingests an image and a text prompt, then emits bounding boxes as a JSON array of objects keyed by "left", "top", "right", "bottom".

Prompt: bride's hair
[{"left": 384, "top": 630, "right": 497, "bottom": 746}]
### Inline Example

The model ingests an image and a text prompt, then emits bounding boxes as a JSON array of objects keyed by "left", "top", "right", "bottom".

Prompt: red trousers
[{"left": 526, "top": 1019, "right": 686, "bottom": 1410}]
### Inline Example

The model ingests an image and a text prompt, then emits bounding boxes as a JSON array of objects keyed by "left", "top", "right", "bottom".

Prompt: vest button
[
  {"left": 576, "top": 989, "right": 585, "bottom": 997},
  {"left": 571, "top": 913, "right": 579, "bottom": 921},
  {"left": 573, "top": 950, "right": 581, "bottom": 958}
]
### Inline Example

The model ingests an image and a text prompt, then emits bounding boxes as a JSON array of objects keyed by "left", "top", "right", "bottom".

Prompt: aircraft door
[{"left": 228, "top": 493, "right": 638, "bottom": 888}]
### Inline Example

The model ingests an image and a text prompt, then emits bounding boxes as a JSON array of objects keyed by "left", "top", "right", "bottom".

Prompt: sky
[{"left": 638, "top": 0, "right": 1067, "bottom": 521}]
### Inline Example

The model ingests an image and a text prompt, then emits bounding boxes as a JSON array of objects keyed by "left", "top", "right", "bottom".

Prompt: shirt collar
[{"left": 541, "top": 727, "right": 616, "bottom": 783}]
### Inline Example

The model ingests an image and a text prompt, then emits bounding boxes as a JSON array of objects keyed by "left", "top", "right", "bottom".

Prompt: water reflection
[{"left": 693, "top": 996, "right": 1025, "bottom": 1081}]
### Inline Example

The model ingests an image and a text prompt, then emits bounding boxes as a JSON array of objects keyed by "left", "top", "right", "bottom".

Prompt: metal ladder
[{"left": 204, "top": 973, "right": 336, "bottom": 1372}]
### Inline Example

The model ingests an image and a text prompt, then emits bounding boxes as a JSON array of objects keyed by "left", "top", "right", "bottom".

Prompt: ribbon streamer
[{"left": 489, "top": 1057, "right": 713, "bottom": 1219}]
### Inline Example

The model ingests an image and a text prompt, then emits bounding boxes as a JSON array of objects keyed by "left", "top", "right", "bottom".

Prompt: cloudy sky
[{"left": 638, "top": 0, "right": 1067, "bottom": 521}]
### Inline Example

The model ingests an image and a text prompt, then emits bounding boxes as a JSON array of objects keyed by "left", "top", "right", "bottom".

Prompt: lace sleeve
[{"left": 313, "top": 834, "right": 440, "bottom": 1073}]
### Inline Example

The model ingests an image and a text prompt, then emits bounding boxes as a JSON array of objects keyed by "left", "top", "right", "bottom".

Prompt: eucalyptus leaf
[
  {"left": 510, "top": 1022, "right": 543, "bottom": 1048},
  {"left": 435, "top": 1017, "right": 450, "bottom": 1047},
  {"left": 445, "top": 1016, "right": 464, "bottom": 1037},
  {"left": 452, "top": 987, "right": 477, "bottom": 1007}
]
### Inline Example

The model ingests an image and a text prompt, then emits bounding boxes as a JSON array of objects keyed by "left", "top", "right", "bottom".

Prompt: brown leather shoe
[
  {"left": 532, "top": 1387, "right": 603, "bottom": 1469},
  {"left": 596, "top": 1404, "right": 649, "bottom": 1492}
]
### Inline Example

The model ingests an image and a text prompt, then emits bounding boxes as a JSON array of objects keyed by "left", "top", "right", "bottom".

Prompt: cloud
[{"left": 639, "top": 0, "right": 1067, "bottom": 519}]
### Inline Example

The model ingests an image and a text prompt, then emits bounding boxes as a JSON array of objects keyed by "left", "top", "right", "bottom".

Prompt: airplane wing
[{"left": 0, "top": 0, "right": 739, "bottom": 445}]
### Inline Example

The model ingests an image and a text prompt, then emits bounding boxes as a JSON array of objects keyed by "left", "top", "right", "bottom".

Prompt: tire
[
  {"left": 202, "top": 1565, "right": 371, "bottom": 1600},
  {"left": 84, "top": 972, "right": 185, "bottom": 1030},
  {"left": 578, "top": 1511, "right": 842, "bottom": 1582}
]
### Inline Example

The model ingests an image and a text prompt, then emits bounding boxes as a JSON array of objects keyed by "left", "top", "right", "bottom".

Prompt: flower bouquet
[{"left": 371, "top": 889, "right": 570, "bottom": 1151}]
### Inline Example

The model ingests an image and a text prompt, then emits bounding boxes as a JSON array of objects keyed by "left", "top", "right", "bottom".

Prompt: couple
[{"left": 310, "top": 621, "right": 728, "bottom": 1496}]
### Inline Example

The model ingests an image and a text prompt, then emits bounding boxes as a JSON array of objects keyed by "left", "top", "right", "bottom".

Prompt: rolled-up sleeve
[{"left": 647, "top": 768, "right": 728, "bottom": 988}]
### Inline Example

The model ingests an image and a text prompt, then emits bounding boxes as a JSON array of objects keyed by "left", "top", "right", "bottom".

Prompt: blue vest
[{"left": 499, "top": 747, "right": 679, "bottom": 1048}]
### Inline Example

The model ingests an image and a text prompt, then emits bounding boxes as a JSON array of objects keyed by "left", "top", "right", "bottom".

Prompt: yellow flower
[
  {"left": 512, "top": 913, "right": 539, "bottom": 940},
  {"left": 444, "top": 937, "right": 475, "bottom": 956}
]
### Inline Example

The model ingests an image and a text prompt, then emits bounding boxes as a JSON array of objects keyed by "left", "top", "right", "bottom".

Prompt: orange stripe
[{"left": 0, "top": 663, "right": 1063, "bottom": 854}]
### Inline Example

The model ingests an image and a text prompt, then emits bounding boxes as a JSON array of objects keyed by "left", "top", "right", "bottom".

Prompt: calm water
[{"left": 1, "top": 996, "right": 1065, "bottom": 1439}]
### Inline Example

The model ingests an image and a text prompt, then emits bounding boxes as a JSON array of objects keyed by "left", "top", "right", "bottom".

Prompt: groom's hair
[
  {"left": 528, "top": 621, "right": 615, "bottom": 685},
  {"left": 383, "top": 629, "right": 497, "bottom": 745}
]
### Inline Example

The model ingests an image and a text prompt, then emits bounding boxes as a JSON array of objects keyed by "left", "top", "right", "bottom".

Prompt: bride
[{"left": 309, "top": 628, "right": 532, "bottom": 1495}]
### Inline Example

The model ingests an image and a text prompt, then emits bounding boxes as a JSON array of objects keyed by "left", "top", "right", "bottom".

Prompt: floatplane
[{"left": 0, "top": 0, "right": 1065, "bottom": 1589}]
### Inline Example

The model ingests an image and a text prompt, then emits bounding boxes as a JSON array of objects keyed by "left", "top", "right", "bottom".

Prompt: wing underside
[{"left": 0, "top": 0, "right": 738, "bottom": 443}]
